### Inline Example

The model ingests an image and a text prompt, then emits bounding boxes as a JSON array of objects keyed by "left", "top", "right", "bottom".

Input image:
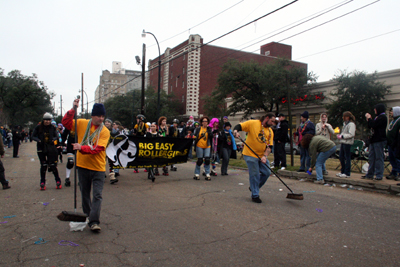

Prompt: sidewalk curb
[{"left": 226, "top": 165, "right": 400, "bottom": 196}]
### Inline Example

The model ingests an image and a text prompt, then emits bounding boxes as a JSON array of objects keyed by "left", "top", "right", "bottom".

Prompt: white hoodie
[{"left": 316, "top": 114, "right": 335, "bottom": 139}]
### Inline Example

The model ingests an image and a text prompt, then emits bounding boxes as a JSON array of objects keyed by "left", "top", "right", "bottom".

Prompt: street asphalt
[{"left": 1, "top": 142, "right": 400, "bottom": 267}]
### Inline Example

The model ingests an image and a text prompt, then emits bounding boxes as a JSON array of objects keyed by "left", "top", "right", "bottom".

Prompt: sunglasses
[
  {"left": 202, "top": 120, "right": 209, "bottom": 123},
  {"left": 43, "top": 119, "right": 51, "bottom": 121}
]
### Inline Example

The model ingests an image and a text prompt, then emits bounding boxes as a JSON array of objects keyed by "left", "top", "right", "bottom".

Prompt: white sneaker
[
  {"left": 338, "top": 173, "right": 348, "bottom": 178},
  {"left": 336, "top": 173, "right": 342, "bottom": 177},
  {"left": 280, "top": 167, "right": 286, "bottom": 170}
]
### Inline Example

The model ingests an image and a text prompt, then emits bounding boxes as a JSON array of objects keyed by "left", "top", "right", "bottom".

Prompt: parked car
[{"left": 284, "top": 142, "right": 300, "bottom": 155}]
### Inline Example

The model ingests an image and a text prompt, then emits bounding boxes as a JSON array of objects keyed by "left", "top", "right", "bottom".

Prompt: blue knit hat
[
  {"left": 92, "top": 103, "right": 106, "bottom": 116},
  {"left": 301, "top": 111, "right": 309, "bottom": 119}
]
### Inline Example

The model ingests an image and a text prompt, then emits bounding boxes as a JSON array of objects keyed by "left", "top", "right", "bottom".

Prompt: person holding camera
[{"left": 362, "top": 104, "right": 387, "bottom": 181}]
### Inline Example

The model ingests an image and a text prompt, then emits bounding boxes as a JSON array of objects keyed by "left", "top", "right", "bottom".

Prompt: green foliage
[
  {"left": 325, "top": 70, "right": 391, "bottom": 135},
  {"left": 211, "top": 59, "right": 318, "bottom": 119},
  {"left": 143, "top": 86, "right": 184, "bottom": 123},
  {"left": 0, "top": 68, "right": 54, "bottom": 127},
  {"left": 103, "top": 87, "right": 184, "bottom": 128},
  {"left": 104, "top": 90, "right": 141, "bottom": 128}
]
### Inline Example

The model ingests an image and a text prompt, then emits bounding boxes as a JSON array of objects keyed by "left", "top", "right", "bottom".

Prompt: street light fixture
[{"left": 142, "top": 29, "right": 161, "bottom": 120}]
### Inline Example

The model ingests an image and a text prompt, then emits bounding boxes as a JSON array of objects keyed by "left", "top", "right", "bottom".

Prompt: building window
[
  {"left": 171, "top": 60, "right": 173, "bottom": 66},
  {"left": 182, "top": 95, "right": 184, "bottom": 102},
  {"left": 182, "top": 81, "right": 185, "bottom": 88},
  {"left": 183, "top": 54, "right": 185, "bottom": 60},
  {"left": 183, "top": 67, "right": 185, "bottom": 74}
]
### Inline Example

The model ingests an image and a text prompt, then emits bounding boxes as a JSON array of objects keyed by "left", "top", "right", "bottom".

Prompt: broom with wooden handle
[
  {"left": 57, "top": 97, "right": 87, "bottom": 222},
  {"left": 238, "top": 136, "right": 303, "bottom": 200}
]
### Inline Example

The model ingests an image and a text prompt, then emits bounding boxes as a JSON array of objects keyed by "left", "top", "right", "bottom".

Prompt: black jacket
[
  {"left": 32, "top": 123, "right": 58, "bottom": 152},
  {"left": 274, "top": 120, "right": 289, "bottom": 143},
  {"left": 194, "top": 127, "right": 213, "bottom": 148},
  {"left": 368, "top": 103, "right": 387, "bottom": 143}
]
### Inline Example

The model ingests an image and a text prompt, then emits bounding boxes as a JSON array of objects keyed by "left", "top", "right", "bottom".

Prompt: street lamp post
[{"left": 142, "top": 29, "right": 161, "bottom": 120}]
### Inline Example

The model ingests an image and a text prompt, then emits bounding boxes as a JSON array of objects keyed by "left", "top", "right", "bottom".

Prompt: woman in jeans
[
  {"left": 336, "top": 111, "right": 356, "bottom": 178},
  {"left": 193, "top": 116, "right": 213, "bottom": 181}
]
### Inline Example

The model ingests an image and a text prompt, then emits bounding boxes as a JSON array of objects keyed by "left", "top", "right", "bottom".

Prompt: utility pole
[
  {"left": 81, "top": 73, "right": 84, "bottom": 117},
  {"left": 141, "top": 43, "right": 146, "bottom": 115},
  {"left": 60, "top": 95, "right": 63, "bottom": 118},
  {"left": 286, "top": 74, "right": 294, "bottom": 167}
]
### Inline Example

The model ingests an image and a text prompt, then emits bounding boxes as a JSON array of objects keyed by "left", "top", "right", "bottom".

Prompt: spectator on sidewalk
[
  {"left": 12, "top": 126, "right": 22, "bottom": 158},
  {"left": 386, "top": 107, "right": 400, "bottom": 181},
  {"left": 294, "top": 111, "right": 315, "bottom": 172},
  {"left": 336, "top": 111, "right": 356, "bottom": 178},
  {"left": 316, "top": 113, "right": 335, "bottom": 139},
  {"left": 301, "top": 134, "right": 336, "bottom": 184},
  {"left": 0, "top": 132, "right": 11, "bottom": 189},
  {"left": 362, "top": 103, "right": 388, "bottom": 181},
  {"left": 273, "top": 113, "right": 289, "bottom": 170}
]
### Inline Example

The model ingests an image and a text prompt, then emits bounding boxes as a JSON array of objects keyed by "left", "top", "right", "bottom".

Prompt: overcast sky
[{"left": 1, "top": 0, "right": 399, "bottom": 116}]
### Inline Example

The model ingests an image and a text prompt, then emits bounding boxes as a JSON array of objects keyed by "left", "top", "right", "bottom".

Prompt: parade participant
[
  {"left": 223, "top": 116, "right": 229, "bottom": 124},
  {"left": 185, "top": 127, "right": 195, "bottom": 160},
  {"left": 186, "top": 115, "right": 194, "bottom": 128},
  {"left": 0, "top": 132, "right": 11, "bottom": 189},
  {"left": 293, "top": 111, "right": 315, "bottom": 172},
  {"left": 386, "top": 107, "right": 400, "bottom": 181},
  {"left": 104, "top": 119, "right": 118, "bottom": 184},
  {"left": 169, "top": 118, "right": 182, "bottom": 171},
  {"left": 12, "top": 125, "right": 22, "bottom": 158},
  {"left": 301, "top": 134, "right": 336, "bottom": 184},
  {"left": 208, "top": 118, "right": 220, "bottom": 176},
  {"left": 193, "top": 116, "right": 213, "bottom": 181},
  {"left": 336, "top": 111, "right": 356, "bottom": 178},
  {"left": 32, "top": 113, "right": 63, "bottom": 190},
  {"left": 233, "top": 113, "right": 275, "bottom": 203},
  {"left": 62, "top": 99, "right": 110, "bottom": 232},
  {"left": 218, "top": 122, "right": 237, "bottom": 176},
  {"left": 193, "top": 121, "right": 199, "bottom": 130},
  {"left": 57, "top": 123, "right": 64, "bottom": 163},
  {"left": 133, "top": 114, "right": 148, "bottom": 136},
  {"left": 110, "top": 121, "right": 121, "bottom": 177},
  {"left": 273, "top": 114, "right": 289, "bottom": 170},
  {"left": 158, "top": 116, "right": 169, "bottom": 176},
  {"left": 61, "top": 126, "right": 77, "bottom": 187},
  {"left": 363, "top": 103, "right": 388, "bottom": 181},
  {"left": 145, "top": 122, "right": 159, "bottom": 182}
]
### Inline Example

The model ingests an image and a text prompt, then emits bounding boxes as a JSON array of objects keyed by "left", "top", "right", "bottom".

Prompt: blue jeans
[
  {"left": 244, "top": 155, "right": 271, "bottom": 198},
  {"left": 339, "top": 144, "right": 351, "bottom": 176},
  {"left": 388, "top": 145, "right": 400, "bottom": 176},
  {"left": 195, "top": 147, "right": 211, "bottom": 175},
  {"left": 366, "top": 141, "right": 386, "bottom": 179},
  {"left": 315, "top": 146, "right": 336, "bottom": 181},
  {"left": 78, "top": 167, "right": 105, "bottom": 226},
  {"left": 299, "top": 145, "right": 310, "bottom": 170}
]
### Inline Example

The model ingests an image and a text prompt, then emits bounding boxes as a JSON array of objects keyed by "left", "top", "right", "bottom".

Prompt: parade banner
[{"left": 106, "top": 134, "right": 192, "bottom": 169}]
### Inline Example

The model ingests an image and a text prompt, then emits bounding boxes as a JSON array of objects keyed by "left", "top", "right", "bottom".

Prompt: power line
[
  {"left": 278, "top": 0, "right": 380, "bottom": 43},
  {"left": 294, "top": 29, "right": 400, "bottom": 60}
]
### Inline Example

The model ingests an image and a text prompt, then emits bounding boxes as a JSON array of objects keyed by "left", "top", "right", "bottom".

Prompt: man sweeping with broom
[
  {"left": 62, "top": 98, "right": 110, "bottom": 232},
  {"left": 233, "top": 113, "right": 276, "bottom": 203}
]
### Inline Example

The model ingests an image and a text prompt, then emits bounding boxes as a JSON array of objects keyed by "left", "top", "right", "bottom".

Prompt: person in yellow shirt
[
  {"left": 193, "top": 116, "right": 214, "bottom": 180},
  {"left": 233, "top": 113, "right": 276, "bottom": 203},
  {"left": 62, "top": 99, "right": 110, "bottom": 233}
]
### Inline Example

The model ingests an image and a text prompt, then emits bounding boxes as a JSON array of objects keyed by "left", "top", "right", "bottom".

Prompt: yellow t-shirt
[
  {"left": 134, "top": 122, "right": 149, "bottom": 135},
  {"left": 196, "top": 127, "right": 210, "bottom": 149},
  {"left": 74, "top": 119, "right": 110, "bottom": 172},
  {"left": 241, "top": 120, "right": 274, "bottom": 158}
]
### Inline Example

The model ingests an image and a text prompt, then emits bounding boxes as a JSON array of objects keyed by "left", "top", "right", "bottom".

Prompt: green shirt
[{"left": 309, "top": 135, "right": 336, "bottom": 168}]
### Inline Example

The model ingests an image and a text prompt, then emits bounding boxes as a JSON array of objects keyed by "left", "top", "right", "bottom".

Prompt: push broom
[
  {"left": 57, "top": 102, "right": 87, "bottom": 222},
  {"left": 238, "top": 136, "right": 303, "bottom": 200}
]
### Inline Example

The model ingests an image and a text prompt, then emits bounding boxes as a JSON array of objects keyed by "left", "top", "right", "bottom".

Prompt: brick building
[
  {"left": 146, "top": 34, "right": 307, "bottom": 119},
  {"left": 95, "top": 61, "right": 142, "bottom": 103}
]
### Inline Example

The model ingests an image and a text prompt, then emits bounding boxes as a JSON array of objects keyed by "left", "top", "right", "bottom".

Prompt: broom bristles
[
  {"left": 57, "top": 211, "right": 87, "bottom": 222},
  {"left": 286, "top": 193, "right": 304, "bottom": 200}
]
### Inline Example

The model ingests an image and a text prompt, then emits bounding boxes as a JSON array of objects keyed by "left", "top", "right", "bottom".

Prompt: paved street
[{"left": 1, "top": 142, "right": 400, "bottom": 267}]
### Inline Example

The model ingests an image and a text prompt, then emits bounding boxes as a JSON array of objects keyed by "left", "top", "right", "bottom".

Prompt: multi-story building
[
  {"left": 146, "top": 34, "right": 307, "bottom": 119},
  {"left": 95, "top": 61, "right": 142, "bottom": 103}
]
